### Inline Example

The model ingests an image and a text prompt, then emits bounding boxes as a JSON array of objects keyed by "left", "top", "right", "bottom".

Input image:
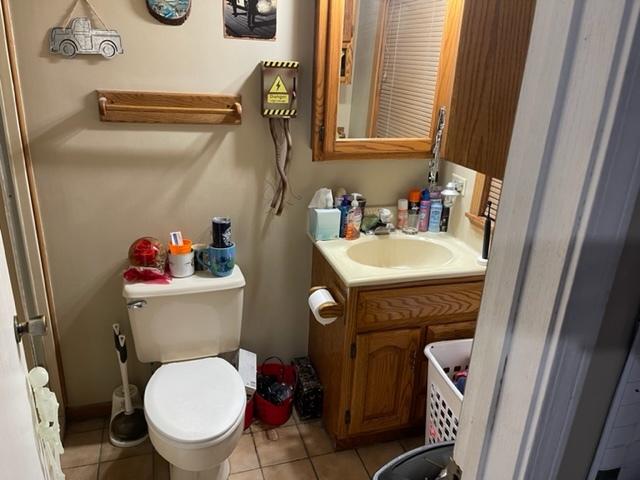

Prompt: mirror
[{"left": 336, "top": 0, "right": 448, "bottom": 140}]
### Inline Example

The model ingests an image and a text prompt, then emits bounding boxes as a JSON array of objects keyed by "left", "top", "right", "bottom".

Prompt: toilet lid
[{"left": 144, "top": 357, "right": 246, "bottom": 444}]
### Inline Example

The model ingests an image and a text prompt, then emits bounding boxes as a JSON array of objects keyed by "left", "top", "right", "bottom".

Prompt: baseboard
[{"left": 66, "top": 402, "right": 111, "bottom": 421}]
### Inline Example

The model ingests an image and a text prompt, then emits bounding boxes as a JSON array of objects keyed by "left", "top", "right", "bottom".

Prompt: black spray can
[{"left": 212, "top": 217, "right": 233, "bottom": 247}]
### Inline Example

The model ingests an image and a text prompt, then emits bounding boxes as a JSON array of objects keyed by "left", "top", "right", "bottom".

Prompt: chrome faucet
[{"left": 373, "top": 208, "right": 395, "bottom": 235}]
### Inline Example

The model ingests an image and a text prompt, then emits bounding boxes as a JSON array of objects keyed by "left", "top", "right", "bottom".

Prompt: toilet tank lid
[{"left": 123, "top": 266, "right": 245, "bottom": 299}]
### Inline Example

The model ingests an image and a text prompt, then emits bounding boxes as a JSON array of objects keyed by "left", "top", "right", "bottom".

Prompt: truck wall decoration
[{"left": 49, "top": 0, "right": 123, "bottom": 59}]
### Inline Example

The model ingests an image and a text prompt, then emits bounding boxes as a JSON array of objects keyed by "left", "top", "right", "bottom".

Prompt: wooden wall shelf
[{"left": 96, "top": 90, "right": 242, "bottom": 125}]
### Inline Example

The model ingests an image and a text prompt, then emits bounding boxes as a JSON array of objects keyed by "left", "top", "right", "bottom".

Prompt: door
[
  {"left": 0, "top": 229, "right": 48, "bottom": 479},
  {"left": 0, "top": 0, "right": 65, "bottom": 416},
  {"left": 349, "top": 328, "right": 420, "bottom": 434}
]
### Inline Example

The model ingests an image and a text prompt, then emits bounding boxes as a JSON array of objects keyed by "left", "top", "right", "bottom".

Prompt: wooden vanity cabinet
[{"left": 308, "top": 247, "right": 483, "bottom": 447}]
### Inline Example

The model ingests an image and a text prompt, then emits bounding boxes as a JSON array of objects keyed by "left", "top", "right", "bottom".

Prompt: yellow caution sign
[{"left": 267, "top": 75, "right": 290, "bottom": 104}]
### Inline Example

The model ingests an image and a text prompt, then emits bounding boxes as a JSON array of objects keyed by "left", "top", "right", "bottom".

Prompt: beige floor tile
[
  {"left": 61, "top": 430, "right": 102, "bottom": 469},
  {"left": 230, "top": 433, "right": 260, "bottom": 473},
  {"left": 250, "top": 415, "right": 295, "bottom": 432},
  {"left": 254, "top": 425, "right": 307, "bottom": 467},
  {"left": 98, "top": 454, "right": 153, "bottom": 480},
  {"left": 67, "top": 417, "right": 106, "bottom": 434},
  {"left": 357, "top": 441, "right": 404, "bottom": 476},
  {"left": 297, "top": 421, "right": 334, "bottom": 457},
  {"left": 399, "top": 434, "right": 425, "bottom": 452},
  {"left": 153, "top": 451, "right": 170, "bottom": 480},
  {"left": 230, "top": 469, "right": 264, "bottom": 480},
  {"left": 311, "top": 450, "right": 368, "bottom": 480},
  {"left": 62, "top": 464, "right": 99, "bottom": 480},
  {"left": 292, "top": 409, "right": 318, "bottom": 425},
  {"left": 262, "top": 459, "right": 317, "bottom": 480},
  {"left": 99, "top": 427, "right": 152, "bottom": 462}
]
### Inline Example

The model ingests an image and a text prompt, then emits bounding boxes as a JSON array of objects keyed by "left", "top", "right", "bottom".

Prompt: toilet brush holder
[
  {"left": 109, "top": 384, "right": 148, "bottom": 448},
  {"left": 110, "top": 384, "right": 142, "bottom": 415}
]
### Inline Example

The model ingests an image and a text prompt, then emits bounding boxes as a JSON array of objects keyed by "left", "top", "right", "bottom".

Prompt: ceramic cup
[
  {"left": 196, "top": 243, "right": 235, "bottom": 277},
  {"left": 191, "top": 243, "right": 209, "bottom": 271},
  {"left": 168, "top": 250, "right": 195, "bottom": 278}
]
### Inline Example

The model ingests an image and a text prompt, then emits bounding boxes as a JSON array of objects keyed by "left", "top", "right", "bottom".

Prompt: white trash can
[{"left": 424, "top": 338, "right": 473, "bottom": 445}]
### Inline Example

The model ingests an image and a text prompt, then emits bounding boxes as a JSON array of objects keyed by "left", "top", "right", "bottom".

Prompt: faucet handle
[{"left": 378, "top": 208, "right": 393, "bottom": 224}]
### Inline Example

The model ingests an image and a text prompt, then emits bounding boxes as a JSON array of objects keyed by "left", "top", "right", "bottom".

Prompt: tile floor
[{"left": 61, "top": 411, "right": 425, "bottom": 480}]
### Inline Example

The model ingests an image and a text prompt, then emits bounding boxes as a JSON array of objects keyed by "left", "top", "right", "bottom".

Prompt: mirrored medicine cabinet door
[
  {"left": 312, "top": 0, "right": 461, "bottom": 161},
  {"left": 312, "top": 0, "right": 536, "bottom": 181}
]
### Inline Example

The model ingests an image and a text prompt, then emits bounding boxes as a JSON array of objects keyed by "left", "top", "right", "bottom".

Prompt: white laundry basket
[{"left": 424, "top": 338, "right": 473, "bottom": 445}]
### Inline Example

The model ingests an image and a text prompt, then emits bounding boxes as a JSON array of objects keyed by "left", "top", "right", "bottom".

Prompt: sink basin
[{"left": 346, "top": 238, "right": 454, "bottom": 269}]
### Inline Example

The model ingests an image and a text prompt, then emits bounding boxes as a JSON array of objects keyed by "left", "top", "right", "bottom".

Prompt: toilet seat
[{"left": 144, "top": 357, "right": 246, "bottom": 446}]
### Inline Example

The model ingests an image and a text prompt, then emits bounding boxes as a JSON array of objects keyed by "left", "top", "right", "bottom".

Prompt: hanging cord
[
  {"left": 268, "top": 118, "right": 294, "bottom": 216},
  {"left": 62, "top": 0, "right": 109, "bottom": 29}
]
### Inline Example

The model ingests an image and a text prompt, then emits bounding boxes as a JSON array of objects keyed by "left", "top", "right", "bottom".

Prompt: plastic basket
[{"left": 424, "top": 338, "right": 473, "bottom": 445}]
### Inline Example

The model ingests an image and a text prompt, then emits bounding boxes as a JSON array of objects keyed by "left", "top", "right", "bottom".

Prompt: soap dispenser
[{"left": 345, "top": 194, "right": 363, "bottom": 240}]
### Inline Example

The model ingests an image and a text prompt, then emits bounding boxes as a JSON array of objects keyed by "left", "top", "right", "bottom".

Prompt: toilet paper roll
[{"left": 309, "top": 288, "right": 337, "bottom": 326}]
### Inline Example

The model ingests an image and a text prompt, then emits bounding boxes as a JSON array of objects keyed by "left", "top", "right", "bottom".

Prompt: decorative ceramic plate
[{"left": 146, "top": 0, "right": 191, "bottom": 25}]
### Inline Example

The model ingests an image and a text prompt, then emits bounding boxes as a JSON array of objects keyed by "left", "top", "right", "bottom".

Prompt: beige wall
[{"left": 8, "top": 0, "right": 446, "bottom": 406}]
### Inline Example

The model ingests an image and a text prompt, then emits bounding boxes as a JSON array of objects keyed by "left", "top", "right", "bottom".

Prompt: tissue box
[{"left": 308, "top": 208, "right": 340, "bottom": 241}]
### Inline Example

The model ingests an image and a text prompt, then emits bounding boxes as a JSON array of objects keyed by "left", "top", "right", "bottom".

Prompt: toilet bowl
[
  {"left": 123, "top": 267, "right": 248, "bottom": 480},
  {"left": 144, "top": 357, "right": 246, "bottom": 480}
]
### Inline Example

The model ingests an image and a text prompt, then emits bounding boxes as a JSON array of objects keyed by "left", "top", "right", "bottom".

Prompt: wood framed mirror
[
  {"left": 312, "top": 0, "right": 463, "bottom": 161},
  {"left": 312, "top": 0, "right": 536, "bottom": 181}
]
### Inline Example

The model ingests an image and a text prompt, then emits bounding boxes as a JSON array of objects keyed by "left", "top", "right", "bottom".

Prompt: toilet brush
[{"left": 109, "top": 324, "right": 148, "bottom": 447}]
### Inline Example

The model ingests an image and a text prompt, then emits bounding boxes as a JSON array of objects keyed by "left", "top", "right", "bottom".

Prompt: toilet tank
[{"left": 123, "top": 267, "right": 245, "bottom": 363}]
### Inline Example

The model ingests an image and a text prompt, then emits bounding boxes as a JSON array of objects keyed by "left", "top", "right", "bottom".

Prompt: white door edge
[{"left": 454, "top": 0, "right": 640, "bottom": 478}]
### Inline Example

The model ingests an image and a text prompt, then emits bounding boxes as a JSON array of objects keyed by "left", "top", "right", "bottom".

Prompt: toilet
[{"left": 123, "top": 267, "right": 247, "bottom": 480}]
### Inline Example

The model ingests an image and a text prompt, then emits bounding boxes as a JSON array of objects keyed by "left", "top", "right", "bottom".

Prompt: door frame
[
  {"left": 0, "top": 0, "right": 66, "bottom": 416},
  {"left": 454, "top": 0, "right": 640, "bottom": 478}
]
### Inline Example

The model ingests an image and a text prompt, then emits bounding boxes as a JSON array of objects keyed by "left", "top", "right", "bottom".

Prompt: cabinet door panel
[
  {"left": 444, "top": 0, "right": 536, "bottom": 179},
  {"left": 413, "top": 321, "right": 477, "bottom": 425},
  {"left": 350, "top": 329, "right": 421, "bottom": 434}
]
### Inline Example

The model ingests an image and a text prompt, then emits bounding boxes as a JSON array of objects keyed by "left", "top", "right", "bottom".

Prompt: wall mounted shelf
[{"left": 96, "top": 90, "right": 242, "bottom": 125}]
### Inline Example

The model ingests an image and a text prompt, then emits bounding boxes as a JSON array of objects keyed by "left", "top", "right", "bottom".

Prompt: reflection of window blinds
[
  {"left": 487, "top": 178, "right": 502, "bottom": 220},
  {"left": 375, "top": 0, "right": 446, "bottom": 138}
]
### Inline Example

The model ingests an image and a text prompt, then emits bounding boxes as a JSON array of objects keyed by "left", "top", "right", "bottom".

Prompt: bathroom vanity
[{"left": 308, "top": 234, "right": 485, "bottom": 447}]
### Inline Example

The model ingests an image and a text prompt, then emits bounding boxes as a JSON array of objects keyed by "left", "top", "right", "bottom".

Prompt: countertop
[{"left": 313, "top": 232, "right": 486, "bottom": 287}]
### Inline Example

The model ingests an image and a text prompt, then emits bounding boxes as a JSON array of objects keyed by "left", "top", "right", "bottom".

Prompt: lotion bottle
[
  {"left": 418, "top": 191, "right": 431, "bottom": 232},
  {"left": 428, "top": 199, "right": 443, "bottom": 233},
  {"left": 397, "top": 199, "right": 408, "bottom": 230},
  {"left": 345, "top": 195, "right": 363, "bottom": 240}
]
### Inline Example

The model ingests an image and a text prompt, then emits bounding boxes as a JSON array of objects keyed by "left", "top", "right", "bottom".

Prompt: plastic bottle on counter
[
  {"left": 339, "top": 195, "right": 352, "bottom": 238},
  {"left": 345, "top": 195, "right": 363, "bottom": 240},
  {"left": 428, "top": 199, "right": 443, "bottom": 233},
  {"left": 418, "top": 192, "right": 431, "bottom": 232},
  {"left": 397, "top": 199, "right": 408, "bottom": 230}
]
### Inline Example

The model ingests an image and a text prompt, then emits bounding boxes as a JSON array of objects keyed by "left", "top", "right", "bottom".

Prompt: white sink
[
  {"left": 313, "top": 232, "right": 485, "bottom": 287},
  {"left": 346, "top": 238, "right": 454, "bottom": 269}
]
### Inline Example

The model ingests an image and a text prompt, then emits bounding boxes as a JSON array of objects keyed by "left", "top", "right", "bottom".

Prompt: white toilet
[{"left": 123, "top": 267, "right": 247, "bottom": 480}]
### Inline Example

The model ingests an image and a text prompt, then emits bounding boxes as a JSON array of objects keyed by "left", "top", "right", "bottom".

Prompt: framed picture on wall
[{"left": 223, "top": 0, "right": 277, "bottom": 40}]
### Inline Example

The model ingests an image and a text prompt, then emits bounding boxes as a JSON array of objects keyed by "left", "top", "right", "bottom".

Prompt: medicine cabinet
[{"left": 311, "top": 0, "right": 536, "bottom": 179}]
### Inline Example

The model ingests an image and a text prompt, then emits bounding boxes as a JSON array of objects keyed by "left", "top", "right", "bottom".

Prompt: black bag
[{"left": 292, "top": 357, "right": 323, "bottom": 421}]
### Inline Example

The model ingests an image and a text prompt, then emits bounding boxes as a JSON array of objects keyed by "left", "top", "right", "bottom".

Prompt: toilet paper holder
[{"left": 309, "top": 286, "right": 344, "bottom": 319}]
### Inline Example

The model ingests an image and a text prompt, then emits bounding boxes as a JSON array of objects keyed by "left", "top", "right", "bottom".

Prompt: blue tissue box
[{"left": 308, "top": 208, "right": 341, "bottom": 241}]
